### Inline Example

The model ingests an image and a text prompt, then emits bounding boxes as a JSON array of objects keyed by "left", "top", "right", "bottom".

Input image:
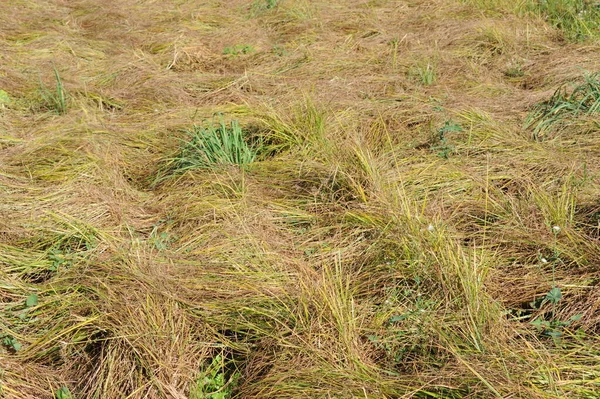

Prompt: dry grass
[{"left": 2, "top": 0, "right": 600, "bottom": 398}]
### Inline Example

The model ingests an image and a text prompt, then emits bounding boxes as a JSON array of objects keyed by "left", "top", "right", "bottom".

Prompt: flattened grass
[{"left": 3, "top": 0, "right": 600, "bottom": 398}]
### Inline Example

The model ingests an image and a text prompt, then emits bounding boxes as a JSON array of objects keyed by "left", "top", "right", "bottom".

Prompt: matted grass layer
[{"left": 2, "top": 0, "right": 600, "bottom": 398}]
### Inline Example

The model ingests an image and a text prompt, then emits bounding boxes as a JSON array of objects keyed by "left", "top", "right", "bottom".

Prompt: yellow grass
[{"left": 2, "top": 0, "right": 600, "bottom": 398}]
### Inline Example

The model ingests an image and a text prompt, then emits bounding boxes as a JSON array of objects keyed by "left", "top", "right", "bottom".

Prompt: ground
[{"left": 2, "top": 0, "right": 600, "bottom": 398}]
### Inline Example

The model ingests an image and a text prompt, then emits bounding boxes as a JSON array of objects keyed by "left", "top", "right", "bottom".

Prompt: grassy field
[{"left": 2, "top": 0, "right": 600, "bottom": 398}]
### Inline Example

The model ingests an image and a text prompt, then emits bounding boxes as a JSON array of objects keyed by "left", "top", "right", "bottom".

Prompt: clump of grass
[
  {"left": 525, "top": 72, "right": 600, "bottom": 139},
  {"left": 157, "top": 119, "right": 257, "bottom": 182},
  {"left": 257, "top": 97, "right": 329, "bottom": 153},
  {"left": 409, "top": 62, "right": 436, "bottom": 86},
  {"left": 39, "top": 67, "right": 68, "bottom": 115},
  {"left": 527, "top": 0, "right": 600, "bottom": 41},
  {"left": 388, "top": 38, "right": 400, "bottom": 70}
]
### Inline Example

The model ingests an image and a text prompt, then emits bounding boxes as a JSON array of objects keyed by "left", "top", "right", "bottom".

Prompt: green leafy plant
[
  {"left": 2, "top": 335, "right": 22, "bottom": 352},
  {"left": 525, "top": 72, "right": 600, "bottom": 140},
  {"left": 25, "top": 294, "right": 38, "bottom": 308},
  {"left": 264, "top": 0, "right": 279, "bottom": 8},
  {"left": 15, "top": 293, "right": 39, "bottom": 321},
  {"left": 48, "top": 249, "right": 73, "bottom": 272},
  {"left": 431, "top": 121, "right": 462, "bottom": 159},
  {"left": 157, "top": 119, "right": 258, "bottom": 183},
  {"left": 530, "top": 286, "right": 582, "bottom": 339},
  {"left": 271, "top": 45, "right": 287, "bottom": 57},
  {"left": 529, "top": 228, "right": 581, "bottom": 339},
  {"left": 40, "top": 67, "right": 68, "bottom": 114},
  {"left": 55, "top": 386, "right": 74, "bottom": 399},
  {"left": 368, "top": 299, "right": 441, "bottom": 367},
  {"left": 150, "top": 226, "right": 171, "bottom": 250},
  {"left": 251, "top": 0, "right": 280, "bottom": 15},
  {"left": 190, "top": 354, "right": 239, "bottom": 399},
  {"left": 223, "top": 45, "right": 255, "bottom": 56}
]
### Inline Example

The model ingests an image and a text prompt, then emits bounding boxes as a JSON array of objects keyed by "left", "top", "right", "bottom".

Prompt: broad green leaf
[
  {"left": 546, "top": 330, "right": 562, "bottom": 338},
  {"left": 569, "top": 313, "right": 583, "bottom": 322},
  {"left": 530, "top": 318, "right": 543, "bottom": 327},
  {"left": 4, "top": 336, "right": 22, "bottom": 351},
  {"left": 55, "top": 386, "right": 73, "bottom": 399},
  {"left": 530, "top": 318, "right": 549, "bottom": 328},
  {"left": 25, "top": 294, "right": 38, "bottom": 308},
  {"left": 367, "top": 334, "right": 379, "bottom": 342},
  {"left": 546, "top": 287, "right": 562, "bottom": 304}
]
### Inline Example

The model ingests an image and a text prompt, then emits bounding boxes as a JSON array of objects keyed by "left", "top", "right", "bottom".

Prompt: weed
[
  {"left": 430, "top": 120, "right": 462, "bottom": 158},
  {"left": 504, "top": 61, "right": 525, "bottom": 79},
  {"left": 530, "top": 277, "right": 583, "bottom": 339},
  {"left": 467, "top": 0, "right": 600, "bottom": 40},
  {"left": 1, "top": 335, "right": 22, "bottom": 352},
  {"left": 409, "top": 62, "right": 436, "bottom": 86},
  {"left": 149, "top": 219, "right": 173, "bottom": 250},
  {"left": 530, "top": 292, "right": 582, "bottom": 339},
  {"left": 526, "top": 0, "right": 600, "bottom": 41},
  {"left": 528, "top": 226, "right": 582, "bottom": 339},
  {"left": 525, "top": 72, "right": 600, "bottom": 140},
  {"left": 190, "top": 354, "right": 239, "bottom": 399},
  {"left": 271, "top": 45, "right": 287, "bottom": 56},
  {"left": 39, "top": 67, "right": 68, "bottom": 114},
  {"left": 251, "top": 0, "right": 280, "bottom": 14},
  {"left": 223, "top": 45, "right": 255, "bottom": 56},
  {"left": 54, "top": 387, "right": 74, "bottom": 399},
  {"left": 25, "top": 294, "right": 38, "bottom": 308},
  {"left": 48, "top": 249, "right": 73, "bottom": 272},
  {"left": 157, "top": 118, "right": 257, "bottom": 182}
]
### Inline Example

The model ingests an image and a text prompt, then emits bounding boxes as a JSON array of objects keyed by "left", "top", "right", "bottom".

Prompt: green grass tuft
[
  {"left": 157, "top": 119, "right": 257, "bottom": 183},
  {"left": 39, "top": 67, "right": 68, "bottom": 115},
  {"left": 525, "top": 72, "right": 600, "bottom": 139},
  {"left": 527, "top": 0, "right": 600, "bottom": 41}
]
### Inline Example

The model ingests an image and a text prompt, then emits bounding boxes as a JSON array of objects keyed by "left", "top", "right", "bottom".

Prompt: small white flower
[
  {"left": 552, "top": 225, "right": 561, "bottom": 234},
  {"left": 427, "top": 224, "right": 435, "bottom": 232},
  {"left": 541, "top": 258, "right": 548, "bottom": 264}
]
